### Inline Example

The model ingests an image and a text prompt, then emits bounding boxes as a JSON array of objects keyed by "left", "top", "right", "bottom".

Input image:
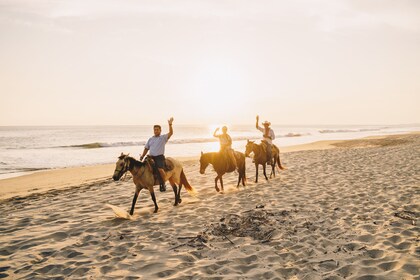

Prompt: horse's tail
[
  {"left": 180, "top": 169, "right": 196, "bottom": 195},
  {"left": 274, "top": 145, "right": 286, "bottom": 171},
  {"left": 276, "top": 154, "right": 286, "bottom": 170}
]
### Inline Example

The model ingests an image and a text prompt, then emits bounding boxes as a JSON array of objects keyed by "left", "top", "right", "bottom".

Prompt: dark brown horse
[
  {"left": 113, "top": 153, "right": 195, "bottom": 215},
  {"left": 199, "top": 151, "right": 246, "bottom": 192},
  {"left": 245, "top": 140, "right": 285, "bottom": 182}
]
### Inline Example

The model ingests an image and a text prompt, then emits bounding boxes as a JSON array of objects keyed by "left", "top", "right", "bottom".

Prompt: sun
[{"left": 186, "top": 59, "right": 250, "bottom": 122}]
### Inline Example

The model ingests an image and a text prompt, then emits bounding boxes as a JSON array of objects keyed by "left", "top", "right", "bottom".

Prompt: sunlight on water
[{"left": 0, "top": 124, "right": 419, "bottom": 179}]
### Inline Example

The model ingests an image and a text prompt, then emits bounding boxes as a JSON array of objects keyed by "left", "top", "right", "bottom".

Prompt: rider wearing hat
[{"left": 255, "top": 115, "right": 275, "bottom": 164}]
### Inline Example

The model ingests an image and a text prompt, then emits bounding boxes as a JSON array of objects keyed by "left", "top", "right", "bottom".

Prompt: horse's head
[
  {"left": 199, "top": 151, "right": 209, "bottom": 174},
  {"left": 245, "top": 140, "right": 255, "bottom": 157},
  {"left": 113, "top": 153, "right": 130, "bottom": 181}
]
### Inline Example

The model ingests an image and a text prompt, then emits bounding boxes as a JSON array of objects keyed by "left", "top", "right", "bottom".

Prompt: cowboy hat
[{"left": 262, "top": 121, "right": 271, "bottom": 126}]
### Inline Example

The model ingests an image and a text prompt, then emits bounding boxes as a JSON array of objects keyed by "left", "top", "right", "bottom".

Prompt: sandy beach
[{"left": 0, "top": 133, "right": 419, "bottom": 279}]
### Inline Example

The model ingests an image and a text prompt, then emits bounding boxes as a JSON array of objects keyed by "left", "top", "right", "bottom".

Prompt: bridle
[
  {"left": 115, "top": 159, "right": 129, "bottom": 179},
  {"left": 245, "top": 142, "right": 255, "bottom": 157},
  {"left": 115, "top": 156, "right": 149, "bottom": 180}
]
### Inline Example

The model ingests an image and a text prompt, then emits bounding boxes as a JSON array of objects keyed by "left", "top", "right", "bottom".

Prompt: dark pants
[
  {"left": 150, "top": 155, "right": 165, "bottom": 169},
  {"left": 150, "top": 155, "right": 165, "bottom": 185}
]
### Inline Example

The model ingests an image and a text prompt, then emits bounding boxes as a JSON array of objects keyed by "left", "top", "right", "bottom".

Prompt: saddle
[
  {"left": 260, "top": 140, "right": 268, "bottom": 152},
  {"left": 260, "top": 141, "right": 274, "bottom": 164},
  {"left": 145, "top": 157, "right": 174, "bottom": 185},
  {"left": 219, "top": 149, "right": 236, "bottom": 172}
]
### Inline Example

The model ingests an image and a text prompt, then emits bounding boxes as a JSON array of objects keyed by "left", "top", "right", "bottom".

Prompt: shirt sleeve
[
  {"left": 257, "top": 126, "right": 264, "bottom": 133},
  {"left": 163, "top": 133, "right": 169, "bottom": 143},
  {"left": 145, "top": 138, "right": 151, "bottom": 149},
  {"left": 270, "top": 129, "right": 275, "bottom": 140}
]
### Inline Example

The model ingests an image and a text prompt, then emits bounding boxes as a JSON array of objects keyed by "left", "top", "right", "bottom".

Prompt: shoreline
[{"left": 0, "top": 132, "right": 418, "bottom": 201}]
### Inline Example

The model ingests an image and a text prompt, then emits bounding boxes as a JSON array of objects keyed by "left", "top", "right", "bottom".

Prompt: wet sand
[{"left": 0, "top": 133, "right": 419, "bottom": 279}]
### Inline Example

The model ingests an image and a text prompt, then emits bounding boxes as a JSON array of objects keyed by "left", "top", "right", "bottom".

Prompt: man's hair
[{"left": 154, "top": 125, "right": 161, "bottom": 129}]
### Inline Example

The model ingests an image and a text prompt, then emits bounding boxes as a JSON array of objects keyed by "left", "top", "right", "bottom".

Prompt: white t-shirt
[
  {"left": 145, "top": 133, "right": 169, "bottom": 156},
  {"left": 257, "top": 126, "right": 275, "bottom": 145}
]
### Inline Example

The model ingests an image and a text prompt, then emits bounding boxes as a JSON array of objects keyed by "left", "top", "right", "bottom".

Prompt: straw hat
[{"left": 262, "top": 121, "right": 271, "bottom": 126}]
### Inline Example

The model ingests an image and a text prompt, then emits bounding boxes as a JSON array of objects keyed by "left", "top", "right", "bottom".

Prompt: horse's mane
[{"left": 119, "top": 155, "right": 144, "bottom": 169}]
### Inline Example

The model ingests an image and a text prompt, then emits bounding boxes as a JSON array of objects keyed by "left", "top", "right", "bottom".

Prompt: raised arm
[
  {"left": 256, "top": 115, "right": 262, "bottom": 130},
  {"left": 213, "top": 127, "right": 220, "bottom": 138},
  {"left": 168, "top": 117, "right": 174, "bottom": 139}
]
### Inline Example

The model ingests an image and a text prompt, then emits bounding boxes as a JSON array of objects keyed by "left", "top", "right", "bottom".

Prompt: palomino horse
[
  {"left": 112, "top": 153, "right": 195, "bottom": 215},
  {"left": 199, "top": 151, "right": 246, "bottom": 192},
  {"left": 245, "top": 140, "right": 285, "bottom": 183}
]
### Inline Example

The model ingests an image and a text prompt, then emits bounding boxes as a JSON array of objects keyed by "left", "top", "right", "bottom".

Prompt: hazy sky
[{"left": 0, "top": 0, "right": 419, "bottom": 126}]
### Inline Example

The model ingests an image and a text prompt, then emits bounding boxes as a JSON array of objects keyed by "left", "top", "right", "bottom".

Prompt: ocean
[{"left": 0, "top": 124, "right": 418, "bottom": 179}]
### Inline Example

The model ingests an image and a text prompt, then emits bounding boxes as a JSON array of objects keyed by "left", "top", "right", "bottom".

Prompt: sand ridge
[{"left": 0, "top": 134, "right": 419, "bottom": 279}]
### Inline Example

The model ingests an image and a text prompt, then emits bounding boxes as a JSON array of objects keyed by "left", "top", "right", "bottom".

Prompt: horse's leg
[
  {"left": 168, "top": 178, "right": 179, "bottom": 206},
  {"left": 270, "top": 160, "right": 276, "bottom": 178},
  {"left": 149, "top": 188, "right": 159, "bottom": 213},
  {"left": 177, "top": 183, "right": 183, "bottom": 204},
  {"left": 129, "top": 188, "right": 140, "bottom": 215},
  {"left": 171, "top": 184, "right": 179, "bottom": 206},
  {"left": 214, "top": 176, "right": 220, "bottom": 192},
  {"left": 220, "top": 176, "right": 224, "bottom": 192},
  {"left": 263, "top": 163, "right": 269, "bottom": 181},
  {"left": 255, "top": 163, "right": 259, "bottom": 183},
  {"left": 272, "top": 162, "right": 276, "bottom": 178},
  {"left": 237, "top": 172, "right": 241, "bottom": 188},
  {"left": 242, "top": 167, "right": 247, "bottom": 186}
]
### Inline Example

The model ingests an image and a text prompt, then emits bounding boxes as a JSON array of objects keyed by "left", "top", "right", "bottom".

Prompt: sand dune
[{"left": 0, "top": 134, "right": 418, "bottom": 279}]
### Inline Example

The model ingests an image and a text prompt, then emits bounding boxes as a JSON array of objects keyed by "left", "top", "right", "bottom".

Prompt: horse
[
  {"left": 199, "top": 150, "right": 246, "bottom": 192},
  {"left": 245, "top": 140, "right": 285, "bottom": 183},
  {"left": 112, "top": 153, "right": 195, "bottom": 215}
]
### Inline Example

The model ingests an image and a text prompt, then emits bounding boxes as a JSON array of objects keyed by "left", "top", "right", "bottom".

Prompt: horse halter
[{"left": 115, "top": 159, "right": 129, "bottom": 179}]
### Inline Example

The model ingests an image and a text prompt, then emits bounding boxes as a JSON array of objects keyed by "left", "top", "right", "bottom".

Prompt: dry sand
[{"left": 0, "top": 133, "right": 419, "bottom": 279}]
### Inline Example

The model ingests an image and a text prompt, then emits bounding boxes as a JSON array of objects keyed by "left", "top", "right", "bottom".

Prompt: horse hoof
[
  {"left": 154, "top": 209, "right": 158, "bottom": 213},
  {"left": 215, "top": 188, "right": 220, "bottom": 192},
  {"left": 178, "top": 198, "right": 182, "bottom": 204}
]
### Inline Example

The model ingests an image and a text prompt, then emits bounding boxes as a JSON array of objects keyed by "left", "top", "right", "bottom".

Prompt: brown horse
[
  {"left": 112, "top": 153, "right": 195, "bottom": 215},
  {"left": 245, "top": 140, "right": 285, "bottom": 183},
  {"left": 199, "top": 150, "right": 246, "bottom": 192}
]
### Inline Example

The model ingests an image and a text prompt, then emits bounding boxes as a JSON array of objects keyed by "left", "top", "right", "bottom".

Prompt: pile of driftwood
[
  {"left": 170, "top": 207, "right": 293, "bottom": 251},
  {"left": 209, "top": 208, "right": 291, "bottom": 243}
]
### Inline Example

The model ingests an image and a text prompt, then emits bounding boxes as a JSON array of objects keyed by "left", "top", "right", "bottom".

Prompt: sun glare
[{"left": 187, "top": 59, "right": 249, "bottom": 122}]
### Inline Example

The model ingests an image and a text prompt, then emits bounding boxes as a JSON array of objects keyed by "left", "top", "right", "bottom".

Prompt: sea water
[{"left": 0, "top": 124, "right": 418, "bottom": 179}]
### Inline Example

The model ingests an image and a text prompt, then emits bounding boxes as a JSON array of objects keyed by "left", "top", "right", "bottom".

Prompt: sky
[{"left": 0, "top": 0, "right": 419, "bottom": 126}]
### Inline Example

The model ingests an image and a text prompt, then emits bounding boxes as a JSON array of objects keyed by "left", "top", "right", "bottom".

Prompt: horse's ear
[
  {"left": 247, "top": 139, "right": 249, "bottom": 143},
  {"left": 201, "top": 151, "right": 203, "bottom": 155}
]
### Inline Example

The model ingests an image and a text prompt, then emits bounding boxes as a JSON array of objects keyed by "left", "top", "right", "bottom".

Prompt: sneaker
[{"left": 160, "top": 184, "right": 166, "bottom": 192}]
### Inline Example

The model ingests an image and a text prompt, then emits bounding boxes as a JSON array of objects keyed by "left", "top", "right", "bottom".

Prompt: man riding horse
[
  {"left": 140, "top": 117, "right": 174, "bottom": 192},
  {"left": 255, "top": 115, "right": 275, "bottom": 165},
  {"left": 213, "top": 126, "right": 237, "bottom": 171}
]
